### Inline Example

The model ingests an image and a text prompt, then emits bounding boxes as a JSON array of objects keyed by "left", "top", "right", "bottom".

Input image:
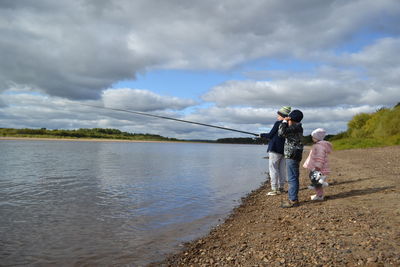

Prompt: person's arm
[
  {"left": 260, "top": 121, "right": 280, "bottom": 139},
  {"left": 278, "top": 118, "right": 289, "bottom": 138}
]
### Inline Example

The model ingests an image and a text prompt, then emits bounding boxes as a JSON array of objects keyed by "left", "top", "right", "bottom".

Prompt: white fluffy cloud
[
  {"left": 203, "top": 37, "right": 400, "bottom": 109},
  {"left": 0, "top": 90, "right": 197, "bottom": 136},
  {"left": 102, "top": 88, "right": 196, "bottom": 112},
  {"left": 202, "top": 79, "right": 356, "bottom": 108}
]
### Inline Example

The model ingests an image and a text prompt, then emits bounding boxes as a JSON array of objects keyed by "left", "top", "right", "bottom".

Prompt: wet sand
[{"left": 154, "top": 146, "right": 400, "bottom": 266}]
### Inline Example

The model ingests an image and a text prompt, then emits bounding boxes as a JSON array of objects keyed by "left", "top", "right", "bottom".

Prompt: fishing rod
[{"left": 79, "top": 103, "right": 259, "bottom": 136}]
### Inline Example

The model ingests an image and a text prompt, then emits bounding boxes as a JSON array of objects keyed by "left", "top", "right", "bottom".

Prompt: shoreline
[
  {"left": 0, "top": 136, "right": 189, "bottom": 143},
  {"left": 0, "top": 136, "right": 262, "bottom": 146},
  {"left": 153, "top": 146, "right": 400, "bottom": 266}
]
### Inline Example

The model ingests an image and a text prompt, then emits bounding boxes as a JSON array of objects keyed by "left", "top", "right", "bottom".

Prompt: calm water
[{"left": 0, "top": 140, "right": 267, "bottom": 266}]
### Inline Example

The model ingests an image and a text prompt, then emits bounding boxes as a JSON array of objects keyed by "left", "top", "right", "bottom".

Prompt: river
[{"left": 0, "top": 140, "right": 268, "bottom": 266}]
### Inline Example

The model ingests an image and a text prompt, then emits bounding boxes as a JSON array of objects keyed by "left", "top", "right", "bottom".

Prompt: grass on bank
[
  {"left": 330, "top": 103, "right": 400, "bottom": 150},
  {"left": 331, "top": 135, "right": 400, "bottom": 150}
]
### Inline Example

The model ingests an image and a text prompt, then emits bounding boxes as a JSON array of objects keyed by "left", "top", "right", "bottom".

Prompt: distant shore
[
  {"left": 0, "top": 136, "right": 187, "bottom": 143},
  {"left": 0, "top": 136, "right": 260, "bottom": 145},
  {"left": 154, "top": 146, "right": 400, "bottom": 266}
]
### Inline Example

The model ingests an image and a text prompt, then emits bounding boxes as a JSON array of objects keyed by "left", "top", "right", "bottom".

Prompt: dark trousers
[{"left": 286, "top": 159, "right": 300, "bottom": 201}]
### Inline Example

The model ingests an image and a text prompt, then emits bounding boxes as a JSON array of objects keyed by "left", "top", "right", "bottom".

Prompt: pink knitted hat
[{"left": 311, "top": 128, "right": 327, "bottom": 141}]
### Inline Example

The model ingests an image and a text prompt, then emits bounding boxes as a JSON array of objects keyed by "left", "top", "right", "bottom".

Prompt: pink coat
[{"left": 303, "top": 140, "right": 333, "bottom": 175}]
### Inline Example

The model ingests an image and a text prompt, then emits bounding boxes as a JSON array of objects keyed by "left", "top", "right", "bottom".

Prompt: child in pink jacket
[{"left": 303, "top": 128, "right": 332, "bottom": 201}]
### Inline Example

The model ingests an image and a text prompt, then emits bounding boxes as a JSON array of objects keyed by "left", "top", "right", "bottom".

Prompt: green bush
[
  {"left": 348, "top": 113, "right": 372, "bottom": 138},
  {"left": 332, "top": 104, "right": 400, "bottom": 150}
]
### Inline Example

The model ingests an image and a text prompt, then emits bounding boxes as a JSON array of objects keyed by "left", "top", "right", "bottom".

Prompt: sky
[{"left": 1, "top": 0, "right": 400, "bottom": 140}]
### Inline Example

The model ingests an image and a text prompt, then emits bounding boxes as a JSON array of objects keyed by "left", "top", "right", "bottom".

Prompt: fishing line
[{"left": 79, "top": 103, "right": 259, "bottom": 136}]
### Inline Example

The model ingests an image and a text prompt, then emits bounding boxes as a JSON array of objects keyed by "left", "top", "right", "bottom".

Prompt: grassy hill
[{"left": 330, "top": 103, "right": 400, "bottom": 150}]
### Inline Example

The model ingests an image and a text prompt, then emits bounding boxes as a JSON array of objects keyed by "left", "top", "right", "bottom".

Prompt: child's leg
[
  {"left": 315, "top": 187, "right": 324, "bottom": 197},
  {"left": 278, "top": 155, "right": 287, "bottom": 190},
  {"left": 268, "top": 152, "right": 281, "bottom": 190},
  {"left": 286, "top": 159, "right": 299, "bottom": 201}
]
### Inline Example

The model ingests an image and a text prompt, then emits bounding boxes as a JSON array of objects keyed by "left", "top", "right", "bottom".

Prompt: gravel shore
[{"left": 152, "top": 146, "right": 400, "bottom": 266}]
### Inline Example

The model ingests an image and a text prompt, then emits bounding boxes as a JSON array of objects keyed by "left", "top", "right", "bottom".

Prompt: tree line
[{"left": 0, "top": 127, "right": 179, "bottom": 141}]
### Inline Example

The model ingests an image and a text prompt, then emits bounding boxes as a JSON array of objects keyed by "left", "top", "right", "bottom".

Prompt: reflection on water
[{"left": 0, "top": 140, "right": 267, "bottom": 266}]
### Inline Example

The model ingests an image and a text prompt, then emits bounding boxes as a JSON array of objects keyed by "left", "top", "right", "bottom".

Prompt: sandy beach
[{"left": 154, "top": 146, "right": 400, "bottom": 266}]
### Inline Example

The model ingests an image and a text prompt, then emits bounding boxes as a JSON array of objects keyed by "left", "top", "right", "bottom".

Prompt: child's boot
[{"left": 310, "top": 194, "right": 324, "bottom": 201}]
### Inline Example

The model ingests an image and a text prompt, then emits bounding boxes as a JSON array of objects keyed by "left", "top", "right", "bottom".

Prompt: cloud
[
  {"left": 203, "top": 75, "right": 374, "bottom": 108},
  {"left": 0, "top": 1, "right": 146, "bottom": 99},
  {"left": 1, "top": 0, "right": 400, "bottom": 100},
  {"left": 0, "top": 88, "right": 203, "bottom": 137},
  {"left": 203, "top": 36, "right": 400, "bottom": 109},
  {"left": 202, "top": 79, "right": 357, "bottom": 108},
  {"left": 102, "top": 88, "right": 196, "bottom": 111}
]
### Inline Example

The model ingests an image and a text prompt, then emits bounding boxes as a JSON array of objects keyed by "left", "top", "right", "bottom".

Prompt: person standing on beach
[
  {"left": 260, "top": 106, "right": 291, "bottom": 196},
  {"left": 303, "top": 128, "right": 332, "bottom": 201},
  {"left": 278, "top": 109, "right": 304, "bottom": 208}
]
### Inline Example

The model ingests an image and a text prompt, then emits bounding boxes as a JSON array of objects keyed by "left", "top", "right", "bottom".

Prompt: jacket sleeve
[
  {"left": 278, "top": 121, "right": 289, "bottom": 138},
  {"left": 260, "top": 121, "right": 280, "bottom": 139}
]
